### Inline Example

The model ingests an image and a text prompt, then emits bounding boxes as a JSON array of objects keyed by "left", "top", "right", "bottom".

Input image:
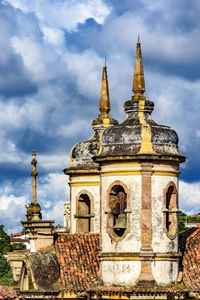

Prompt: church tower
[
  {"left": 65, "top": 39, "right": 185, "bottom": 287},
  {"left": 96, "top": 39, "right": 185, "bottom": 286}
]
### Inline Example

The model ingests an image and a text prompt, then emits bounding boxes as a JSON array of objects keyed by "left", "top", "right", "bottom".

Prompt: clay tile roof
[
  {"left": 10, "top": 238, "right": 26, "bottom": 243},
  {"left": 180, "top": 225, "right": 200, "bottom": 291},
  {"left": 10, "top": 232, "right": 23, "bottom": 237},
  {"left": 90, "top": 285, "right": 189, "bottom": 296},
  {"left": 55, "top": 233, "right": 101, "bottom": 293},
  {"left": 0, "top": 286, "right": 17, "bottom": 299}
]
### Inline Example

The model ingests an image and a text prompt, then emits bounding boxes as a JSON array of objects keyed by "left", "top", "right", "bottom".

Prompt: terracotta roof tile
[
  {"left": 55, "top": 233, "right": 100, "bottom": 293},
  {"left": 180, "top": 225, "right": 200, "bottom": 291},
  {"left": 90, "top": 285, "right": 188, "bottom": 295},
  {"left": 0, "top": 286, "right": 17, "bottom": 299}
]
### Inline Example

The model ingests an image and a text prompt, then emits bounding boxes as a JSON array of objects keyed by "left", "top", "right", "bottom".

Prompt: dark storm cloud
[
  {"left": 0, "top": 54, "right": 37, "bottom": 97},
  {"left": 0, "top": 2, "right": 41, "bottom": 97}
]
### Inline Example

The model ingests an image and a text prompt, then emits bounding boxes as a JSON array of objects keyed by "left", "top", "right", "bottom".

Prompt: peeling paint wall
[
  {"left": 101, "top": 170, "right": 142, "bottom": 253},
  {"left": 152, "top": 261, "right": 179, "bottom": 285},
  {"left": 151, "top": 173, "right": 178, "bottom": 253},
  {"left": 102, "top": 261, "right": 141, "bottom": 286}
]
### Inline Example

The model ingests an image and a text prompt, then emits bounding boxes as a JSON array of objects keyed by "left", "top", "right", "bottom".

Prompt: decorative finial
[
  {"left": 31, "top": 150, "right": 38, "bottom": 204},
  {"left": 132, "top": 37, "right": 145, "bottom": 98},
  {"left": 99, "top": 62, "right": 110, "bottom": 115},
  {"left": 138, "top": 34, "right": 140, "bottom": 43}
]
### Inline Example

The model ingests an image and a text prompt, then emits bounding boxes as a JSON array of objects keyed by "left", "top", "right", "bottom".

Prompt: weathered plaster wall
[
  {"left": 102, "top": 261, "right": 141, "bottom": 286},
  {"left": 151, "top": 164, "right": 179, "bottom": 285},
  {"left": 70, "top": 175, "right": 100, "bottom": 233},
  {"left": 151, "top": 171, "right": 178, "bottom": 253},
  {"left": 101, "top": 168, "right": 142, "bottom": 253},
  {"left": 152, "top": 261, "right": 179, "bottom": 285}
]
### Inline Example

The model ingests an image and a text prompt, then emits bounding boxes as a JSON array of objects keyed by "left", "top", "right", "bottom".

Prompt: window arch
[
  {"left": 75, "top": 190, "right": 94, "bottom": 233},
  {"left": 163, "top": 182, "right": 178, "bottom": 240},
  {"left": 106, "top": 181, "right": 131, "bottom": 241}
]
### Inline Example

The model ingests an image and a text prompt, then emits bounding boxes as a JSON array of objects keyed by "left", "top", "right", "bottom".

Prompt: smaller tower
[
  {"left": 64, "top": 64, "right": 118, "bottom": 234},
  {"left": 22, "top": 151, "right": 54, "bottom": 252},
  {"left": 64, "top": 200, "right": 70, "bottom": 232}
]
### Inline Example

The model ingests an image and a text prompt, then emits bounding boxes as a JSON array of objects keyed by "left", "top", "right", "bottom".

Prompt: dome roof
[
  {"left": 96, "top": 99, "right": 184, "bottom": 162},
  {"left": 96, "top": 39, "right": 185, "bottom": 163},
  {"left": 65, "top": 64, "right": 118, "bottom": 174}
]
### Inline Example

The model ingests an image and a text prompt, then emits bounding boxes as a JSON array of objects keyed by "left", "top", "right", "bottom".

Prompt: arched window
[
  {"left": 75, "top": 192, "right": 94, "bottom": 233},
  {"left": 163, "top": 182, "right": 178, "bottom": 240},
  {"left": 106, "top": 181, "right": 131, "bottom": 241}
]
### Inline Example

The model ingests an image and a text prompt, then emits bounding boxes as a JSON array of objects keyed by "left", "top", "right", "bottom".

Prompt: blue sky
[{"left": 0, "top": 0, "right": 200, "bottom": 233}]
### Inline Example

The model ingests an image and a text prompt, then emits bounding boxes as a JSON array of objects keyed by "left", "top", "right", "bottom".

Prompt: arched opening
[
  {"left": 75, "top": 192, "right": 94, "bottom": 233},
  {"left": 109, "top": 185, "right": 127, "bottom": 237},
  {"left": 163, "top": 182, "right": 178, "bottom": 240}
]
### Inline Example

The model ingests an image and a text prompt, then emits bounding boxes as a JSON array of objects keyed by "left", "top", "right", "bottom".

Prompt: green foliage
[
  {"left": 179, "top": 215, "right": 200, "bottom": 223},
  {"left": 179, "top": 211, "right": 187, "bottom": 217},
  {"left": 0, "top": 226, "right": 14, "bottom": 286},
  {"left": 0, "top": 254, "right": 13, "bottom": 286},
  {"left": 178, "top": 222, "right": 190, "bottom": 234},
  {"left": 0, "top": 225, "right": 11, "bottom": 254},
  {"left": 12, "top": 243, "right": 26, "bottom": 250}
]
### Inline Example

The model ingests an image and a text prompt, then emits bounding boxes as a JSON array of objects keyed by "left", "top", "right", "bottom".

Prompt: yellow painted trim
[
  {"left": 101, "top": 256, "right": 179, "bottom": 261},
  {"left": 57, "top": 291, "right": 78, "bottom": 298},
  {"left": 101, "top": 161, "right": 140, "bottom": 166},
  {"left": 101, "top": 161, "right": 179, "bottom": 167},
  {"left": 101, "top": 256, "right": 140, "bottom": 261},
  {"left": 103, "top": 117, "right": 110, "bottom": 128},
  {"left": 102, "top": 296, "right": 129, "bottom": 300},
  {"left": 138, "top": 99, "right": 157, "bottom": 154},
  {"left": 97, "top": 119, "right": 112, "bottom": 156},
  {"left": 71, "top": 174, "right": 99, "bottom": 178},
  {"left": 101, "top": 170, "right": 141, "bottom": 176},
  {"left": 154, "top": 257, "right": 179, "bottom": 261},
  {"left": 97, "top": 129, "right": 105, "bottom": 156},
  {"left": 70, "top": 181, "right": 100, "bottom": 187},
  {"left": 101, "top": 168, "right": 179, "bottom": 177},
  {"left": 67, "top": 142, "right": 79, "bottom": 168},
  {"left": 153, "top": 169, "right": 180, "bottom": 177}
]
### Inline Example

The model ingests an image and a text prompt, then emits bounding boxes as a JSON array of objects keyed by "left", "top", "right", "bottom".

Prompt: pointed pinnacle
[
  {"left": 132, "top": 38, "right": 145, "bottom": 97},
  {"left": 99, "top": 63, "right": 110, "bottom": 115}
]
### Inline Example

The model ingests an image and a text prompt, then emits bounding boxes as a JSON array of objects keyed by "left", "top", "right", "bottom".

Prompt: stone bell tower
[{"left": 95, "top": 38, "right": 185, "bottom": 286}]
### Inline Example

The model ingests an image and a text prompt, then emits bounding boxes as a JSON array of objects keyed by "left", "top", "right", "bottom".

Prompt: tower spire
[
  {"left": 31, "top": 150, "right": 38, "bottom": 204},
  {"left": 99, "top": 62, "right": 110, "bottom": 115},
  {"left": 132, "top": 38, "right": 145, "bottom": 98}
]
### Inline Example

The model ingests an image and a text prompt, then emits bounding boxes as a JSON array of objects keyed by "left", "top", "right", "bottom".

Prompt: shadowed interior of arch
[{"left": 109, "top": 185, "right": 127, "bottom": 237}]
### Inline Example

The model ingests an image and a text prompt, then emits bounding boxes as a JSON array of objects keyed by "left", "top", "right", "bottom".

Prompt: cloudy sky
[{"left": 0, "top": 0, "right": 200, "bottom": 233}]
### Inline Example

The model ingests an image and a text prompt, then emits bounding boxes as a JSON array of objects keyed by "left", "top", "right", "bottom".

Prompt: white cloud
[
  {"left": 41, "top": 25, "right": 65, "bottom": 46},
  {"left": 4, "top": 0, "right": 110, "bottom": 31},
  {"left": 39, "top": 154, "right": 69, "bottom": 171},
  {"left": 0, "top": 172, "right": 69, "bottom": 232},
  {"left": 179, "top": 180, "right": 200, "bottom": 213},
  {"left": 0, "top": 194, "right": 27, "bottom": 210}
]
